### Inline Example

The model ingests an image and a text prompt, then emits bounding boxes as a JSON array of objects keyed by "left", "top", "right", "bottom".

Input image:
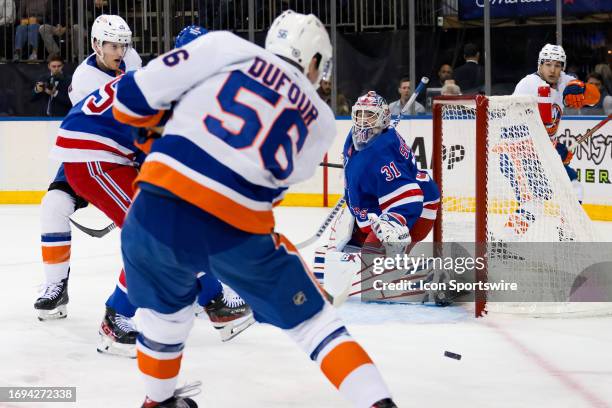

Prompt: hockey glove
[
  {"left": 368, "top": 212, "right": 411, "bottom": 256},
  {"left": 563, "top": 80, "right": 586, "bottom": 108},
  {"left": 563, "top": 80, "right": 601, "bottom": 109},
  {"left": 132, "top": 127, "right": 163, "bottom": 154}
]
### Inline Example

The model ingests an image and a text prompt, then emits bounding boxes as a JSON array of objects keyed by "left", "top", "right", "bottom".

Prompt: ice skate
[
  {"left": 34, "top": 277, "right": 69, "bottom": 321},
  {"left": 372, "top": 398, "right": 398, "bottom": 408},
  {"left": 142, "top": 381, "right": 201, "bottom": 408},
  {"left": 97, "top": 306, "right": 138, "bottom": 358},
  {"left": 197, "top": 290, "right": 255, "bottom": 342}
]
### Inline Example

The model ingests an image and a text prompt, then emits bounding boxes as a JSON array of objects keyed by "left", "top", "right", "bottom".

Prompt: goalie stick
[
  {"left": 295, "top": 197, "right": 346, "bottom": 249},
  {"left": 569, "top": 113, "right": 611, "bottom": 153},
  {"left": 69, "top": 218, "right": 116, "bottom": 238},
  {"left": 297, "top": 77, "right": 430, "bottom": 252}
]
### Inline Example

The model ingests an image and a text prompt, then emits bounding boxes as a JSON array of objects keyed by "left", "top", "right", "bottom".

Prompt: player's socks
[
  {"left": 41, "top": 232, "right": 71, "bottom": 282},
  {"left": 288, "top": 304, "right": 392, "bottom": 407},
  {"left": 137, "top": 307, "right": 195, "bottom": 404},
  {"left": 105, "top": 269, "right": 137, "bottom": 317}
]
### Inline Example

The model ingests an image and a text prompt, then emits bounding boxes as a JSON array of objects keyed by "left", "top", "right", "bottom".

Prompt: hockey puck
[{"left": 444, "top": 351, "right": 462, "bottom": 360}]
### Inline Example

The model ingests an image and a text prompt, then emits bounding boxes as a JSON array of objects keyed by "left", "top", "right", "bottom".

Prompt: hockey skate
[
  {"left": 97, "top": 306, "right": 138, "bottom": 358},
  {"left": 372, "top": 398, "right": 398, "bottom": 408},
  {"left": 142, "top": 381, "right": 201, "bottom": 408},
  {"left": 196, "top": 290, "right": 255, "bottom": 342},
  {"left": 34, "top": 277, "right": 69, "bottom": 321}
]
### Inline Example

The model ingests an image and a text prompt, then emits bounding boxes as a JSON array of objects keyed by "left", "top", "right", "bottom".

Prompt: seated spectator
[
  {"left": 39, "top": 0, "right": 67, "bottom": 58},
  {"left": 453, "top": 43, "right": 484, "bottom": 93},
  {"left": 594, "top": 63, "right": 612, "bottom": 96},
  {"left": 14, "top": 0, "right": 49, "bottom": 61},
  {"left": 389, "top": 77, "right": 426, "bottom": 115},
  {"left": 436, "top": 64, "right": 453, "bottom": 87},
  {"left": 31, "top": 54, "right": 72, "bottom": 116},
  {"left": 582, "top": 72, "right": 610, "bottom": 116},
  {"left": 317, "top": 79, "right": 350, "bottom": 115},
  {"left": 0, "top": 0, "right": 15, "bottom": 59}
]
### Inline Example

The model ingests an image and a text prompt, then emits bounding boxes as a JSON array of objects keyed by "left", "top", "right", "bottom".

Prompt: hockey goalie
[{"left": 316, "top": 91, "right": 442, "bottom": 305}]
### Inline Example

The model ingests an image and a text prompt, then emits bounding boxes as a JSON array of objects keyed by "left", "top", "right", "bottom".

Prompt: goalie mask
[{"left": 351, "top": 91, "right": 391, "bottom": 150}]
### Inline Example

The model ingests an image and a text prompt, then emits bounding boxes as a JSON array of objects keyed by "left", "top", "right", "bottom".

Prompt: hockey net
[{"left": 432, "top": 95, "right": 611, "bottom": 317}]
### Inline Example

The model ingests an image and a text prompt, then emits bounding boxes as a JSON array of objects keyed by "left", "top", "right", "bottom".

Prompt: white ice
[{"left": 1, "top": 205, "right": 612, "bottom": 408}]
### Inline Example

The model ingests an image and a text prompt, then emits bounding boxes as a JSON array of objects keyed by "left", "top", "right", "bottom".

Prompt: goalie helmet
[
  {"left": 538, "top": 44, "right": 566, "bottom": 69},
  {"left": 265, "top": 10, "right": 332, "bottom": 87},
  {"left": 175, "top": 25, "right": 208, "bottom": 48},
  {"left": 351, "top": 91, "right": 391, "bottom": 151},
  {"left": 91, "top": 14, "right": 132, "bottom": 52}
]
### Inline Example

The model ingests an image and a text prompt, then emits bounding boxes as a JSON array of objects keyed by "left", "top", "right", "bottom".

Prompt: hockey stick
[
  {"left": 569, "top": 113, "right": 611, "bottom": 153},
  {"left": 69, "top": 218, "right": 116, "bottom": 238},
  {"left": 319, "top": 161, "right": 344, "bottom": 169},
  {"left": 295, "top": 196, "right": 346, "bottom": 249}
]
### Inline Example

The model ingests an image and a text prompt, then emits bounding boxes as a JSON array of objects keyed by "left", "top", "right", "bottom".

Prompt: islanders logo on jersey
[{"left": 545, "top": 103, "right": 563, "bottom": 139}]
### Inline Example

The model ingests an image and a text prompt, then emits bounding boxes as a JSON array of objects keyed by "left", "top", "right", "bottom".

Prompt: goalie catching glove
[
  {"left": 563, "top": 79, "right": 600, "bottom": 109},
  {"left": 368, "top": 212, "right": 411, "bottom": 256}
]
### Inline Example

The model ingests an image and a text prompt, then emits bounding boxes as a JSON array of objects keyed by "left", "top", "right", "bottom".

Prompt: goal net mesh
[{"left": 435, "top": 96, "right": 611, "bottom": 316}]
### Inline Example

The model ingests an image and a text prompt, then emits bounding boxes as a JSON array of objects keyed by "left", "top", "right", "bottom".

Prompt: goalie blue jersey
[{"left": 342, "top": 127, "right": 440, "bottom": 232}]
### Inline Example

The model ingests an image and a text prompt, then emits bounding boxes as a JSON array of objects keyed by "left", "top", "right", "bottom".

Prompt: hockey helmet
[
  {"left": 265, "top": 10, "right": 332, "bottom": 86},
  {"left": 351, "top": 91, "right": 390, "bottom": 150},
  {"left": 538, "top": 44, "right": 566, "bottom": 69},
  {"left": 91, "top": 14, "right": 132, "bottom": 52},
  {"left": 175, "top": 25, "right": 208, "bottom": 48}
]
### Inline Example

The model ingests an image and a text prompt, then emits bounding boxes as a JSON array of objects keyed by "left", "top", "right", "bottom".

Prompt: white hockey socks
[{"left": 286, "top": 304, "right": 392, "bottom": 408}]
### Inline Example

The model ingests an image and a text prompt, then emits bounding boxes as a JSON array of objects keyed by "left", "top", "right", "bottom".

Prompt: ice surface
[{"left": 1, "top": 205, "right": 611, "bottom": 407}]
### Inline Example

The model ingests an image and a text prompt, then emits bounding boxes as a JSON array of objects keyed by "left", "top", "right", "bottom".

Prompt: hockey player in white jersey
[
  {"left": 35, "top": 14, "right": 142, "bottom": 357},
  {"left": 505, "top": 44, "right": 600, "bottom": 237},
  {"left": 113, "top": 10, "right": 397, "bottom": 408},
  {"left": 69, "top": 14, "right": 142, "bottom": 104}
]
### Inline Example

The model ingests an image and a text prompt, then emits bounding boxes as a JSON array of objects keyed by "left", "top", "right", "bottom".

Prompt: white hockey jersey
[
  {"left": 513, "top": 71, "right": 577, "bottom": 138},
  {"left": 68, "top": 47, "right": 142, "bottom": 105},
  {"left": 513, "top": 71, "right": 575, "bottom": 112},
  {"left": 113, "top": 31, "right": 336, "bottom": 234}
]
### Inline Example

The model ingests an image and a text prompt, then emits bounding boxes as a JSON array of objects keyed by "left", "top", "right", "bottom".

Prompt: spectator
[
  {"left": 453, "top": 43, "right": 484, "bottom": 93},
  {"left": 14, "top": 0, "right": 48, "bottom": 61},
  {"left": 389, "top": 77, "right": 426, "bottom": 116},
  {"left": 317, "top": 78, "right": 350, "bottom": 115},
  {"left": 582, "top": 72, "right": 610, "bottom": 116},
  {"left": 441, "top": 81, "right": 461, "bottom": 96},
  {"left": 436, "top": 63, "right": 453, "bottom": 87},
  {"left": 31, "top": 53, "right": 71, "bottom": 116},
  {"left": 0, "top": 0, "right": 15, "bottom": 59},
  {"left": 594, "top": 63, "right": 612, "bottom": 96},
  {"left": 39, "top": 1, "right": 67, "bottom": 57}
]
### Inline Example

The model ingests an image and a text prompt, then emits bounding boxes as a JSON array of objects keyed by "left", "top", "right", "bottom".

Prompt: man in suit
[{"left": 453, "top": 43, "right": 484, "bottom": 94}]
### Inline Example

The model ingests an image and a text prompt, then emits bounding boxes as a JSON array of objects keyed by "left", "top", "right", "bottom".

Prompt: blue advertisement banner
[{"left": 458, "top": 0, "right": 612, "bottom": 20}]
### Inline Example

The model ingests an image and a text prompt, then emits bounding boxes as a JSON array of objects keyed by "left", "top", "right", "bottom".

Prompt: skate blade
[
  {"left": 96, "top": 332, "right": 136, "bottom": 359},
  {"left": 36, "top": 305, "right": 67, "bottom": 321},
  {"left": 216, "top": 314, "right": 256, "bottom": 342}
]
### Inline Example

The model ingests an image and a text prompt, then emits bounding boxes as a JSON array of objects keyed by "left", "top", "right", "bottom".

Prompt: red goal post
[{"left": 432, "top": 95, "right": 488, "bottom": 316}]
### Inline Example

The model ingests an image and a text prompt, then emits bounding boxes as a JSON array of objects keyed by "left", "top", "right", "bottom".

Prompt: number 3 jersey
[
  {"left": 50, "top": 76, "right": 141, "bottom": 166},
  {"left": 343, "top": 127, "right": 440, "bottom": 233},
  {"left": 112, "top": 31, "right": 336, "bottom": 234}
]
